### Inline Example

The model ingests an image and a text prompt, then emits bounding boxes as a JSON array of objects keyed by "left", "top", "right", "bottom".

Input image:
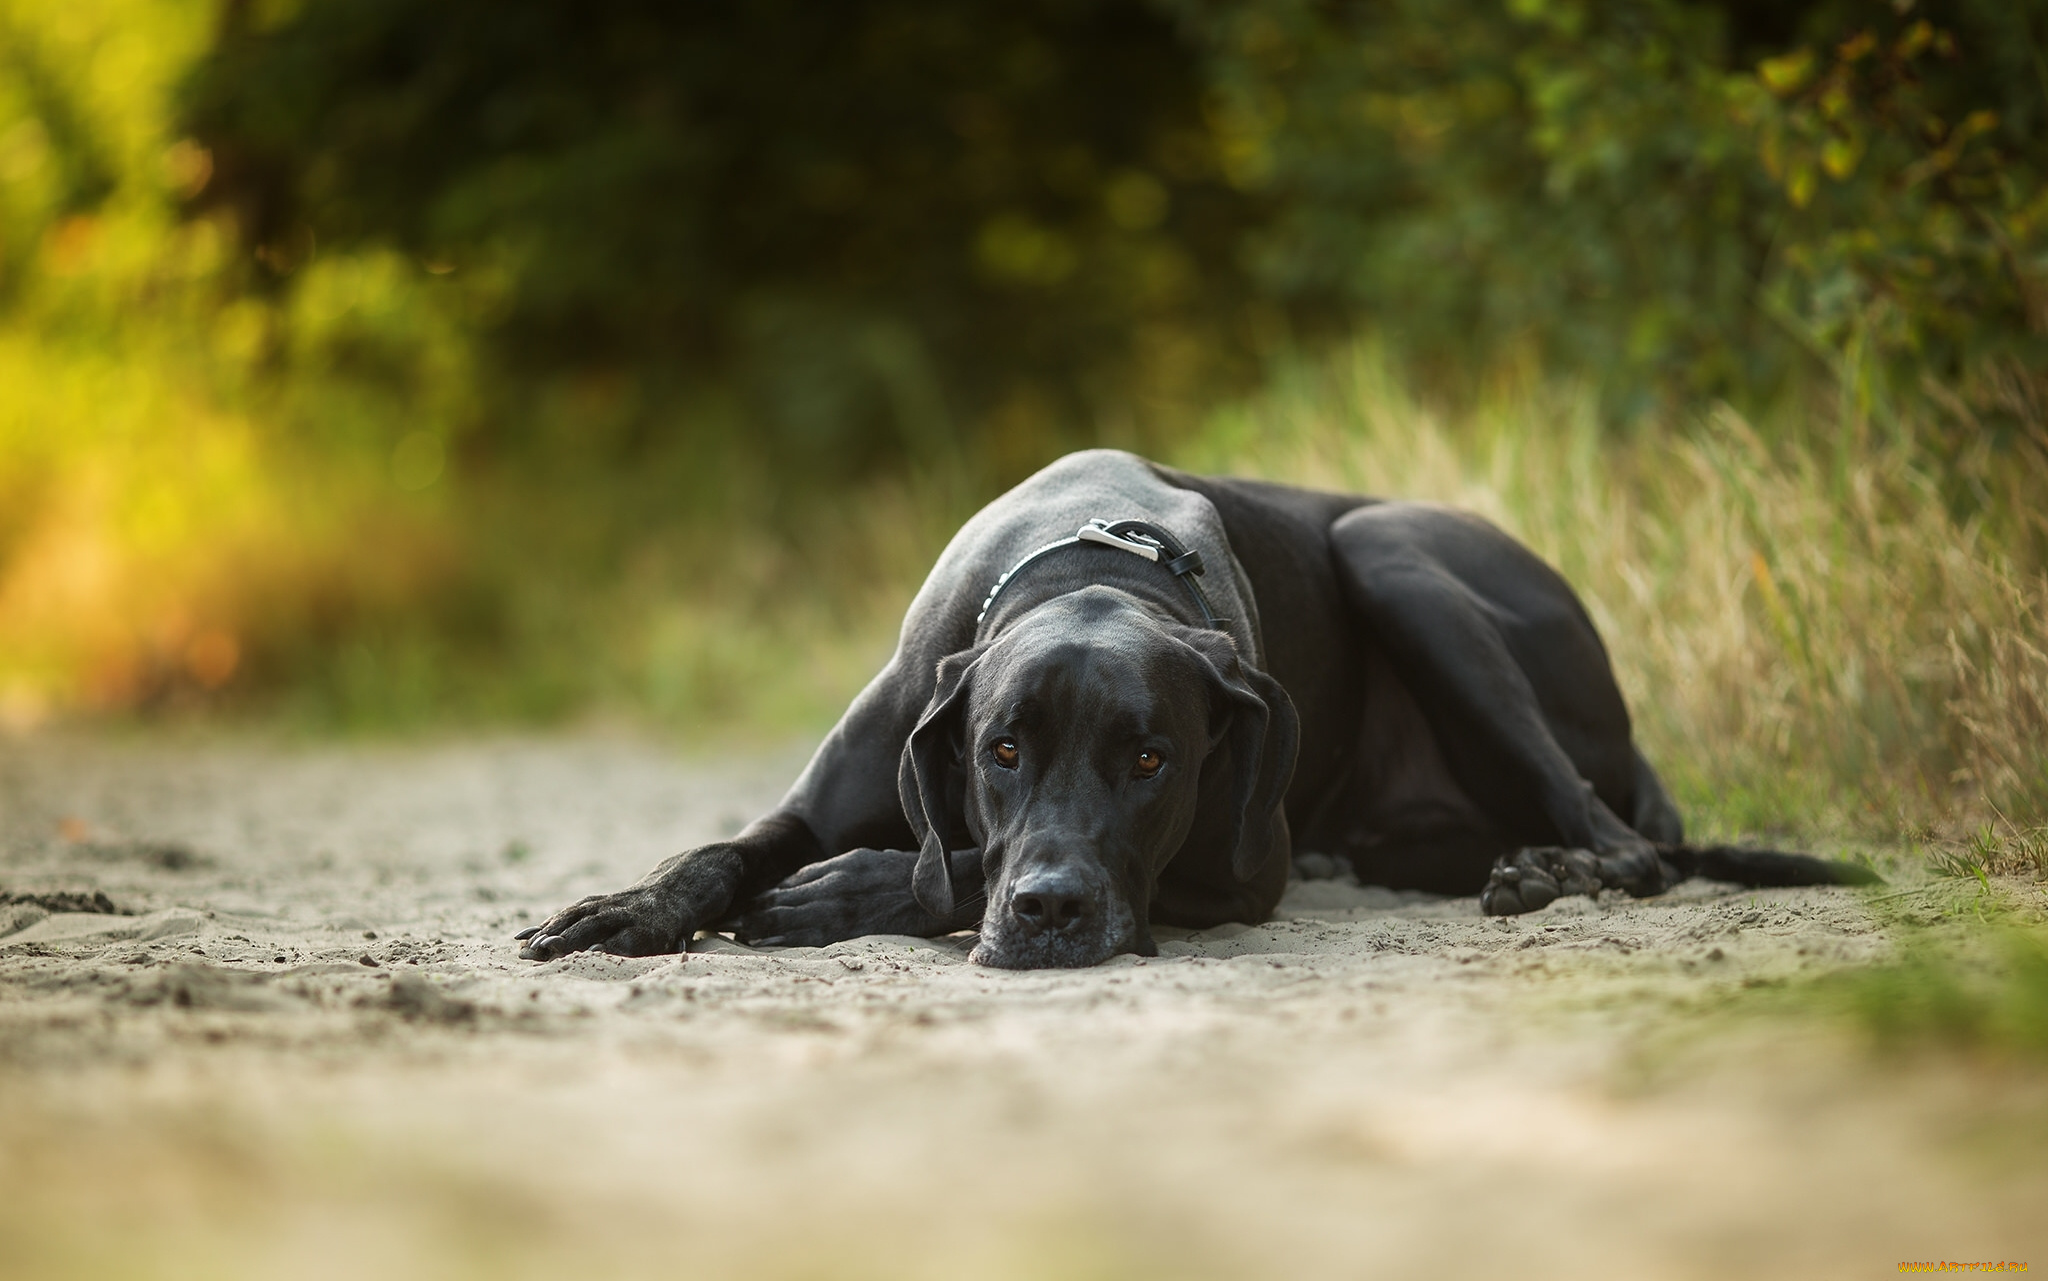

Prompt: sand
[{"left": 1, "top": 729, "right": 2042, "bottom": 1280}]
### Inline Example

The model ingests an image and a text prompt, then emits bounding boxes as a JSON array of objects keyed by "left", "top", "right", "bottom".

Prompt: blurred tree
[
  {"left": 5, "top": 0, "right": 2043, "bottom": 723},
  {"left": 183, "top": 0, "right": 2048, "bottom": 462},
  {"left": 1173, "top": 0, "right": 2048, "bottom": 416},
  {"left": 0, "top": 12, "right": 119, "bottom": 302},
  {"left": 183, "top": 0, "right": 1271, "bottom": 473}
]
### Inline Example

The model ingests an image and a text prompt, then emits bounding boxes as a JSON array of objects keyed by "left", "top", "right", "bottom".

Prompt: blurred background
[{"left": 0, "top": 0, "right": 2043, "bottom": 850}]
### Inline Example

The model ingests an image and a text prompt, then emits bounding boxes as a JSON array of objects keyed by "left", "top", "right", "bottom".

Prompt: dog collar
[{"left": 975, "top": 518, "right": 1226, "bottom": 631}]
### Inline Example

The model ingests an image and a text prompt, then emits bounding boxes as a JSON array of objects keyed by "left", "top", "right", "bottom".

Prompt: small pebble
[{"left": 359, "top": 954, "right": 379, "bottom": 967}]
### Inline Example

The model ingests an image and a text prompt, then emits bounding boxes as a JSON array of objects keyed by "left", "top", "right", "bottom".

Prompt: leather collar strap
[{"left": 975, "top": 518, "right": 1227, "bottom": 632}]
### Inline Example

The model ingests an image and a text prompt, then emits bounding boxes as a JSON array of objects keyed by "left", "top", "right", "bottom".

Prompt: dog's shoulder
[
  {"left": 1145, "top": 460, "right": 1374, "bottom": 531},
  {"left": 937, "top": 449, "right": 1220, "bottom": 568},
  {"left": 902, "top": 450, "right": 1243, "bottom": 648}
]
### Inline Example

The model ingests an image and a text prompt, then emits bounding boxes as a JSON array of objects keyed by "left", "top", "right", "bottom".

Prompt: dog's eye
[
  {"left": 991, "top": 738, "right": 1019, "bottom": 770},
  {"left": 1134, "top": 750, "right": 1163, "bottom": 779}
]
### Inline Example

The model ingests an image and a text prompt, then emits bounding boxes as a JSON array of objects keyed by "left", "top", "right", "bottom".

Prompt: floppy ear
[
  {"left": 899, "top": 647, "right": 983, "bottom": 918},
  {"left": 1181, "top": 630, "right": 1300, "bottom": 883}
]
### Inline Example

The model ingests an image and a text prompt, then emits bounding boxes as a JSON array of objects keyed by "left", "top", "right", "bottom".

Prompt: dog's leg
[
  {"left": 515, "top": 811, "right": 823, "bottom": 959},
  {"left": 725, "top": 847, "right": 986, "bottom": 947},
  {"left": 518, "top": 662, "right": 932, "bottom": 959},
  {"left": 1329, "top": 504, "right": 1676, "bottom": 915},
  {"left": 1629, "top": 744, "right": 1685, "bottom": 844}
]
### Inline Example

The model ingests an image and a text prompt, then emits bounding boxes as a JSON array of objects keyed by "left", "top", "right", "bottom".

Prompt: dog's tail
[{"left": 1657, "top": 842, "right": 1882, "bottom": 888}]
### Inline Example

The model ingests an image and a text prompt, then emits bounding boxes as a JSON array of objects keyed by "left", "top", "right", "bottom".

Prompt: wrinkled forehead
[{"left": 972, "top": 597, "right": 1196, "bottom": 731}]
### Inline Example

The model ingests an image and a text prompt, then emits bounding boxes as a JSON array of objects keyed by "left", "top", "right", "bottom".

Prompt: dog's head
[{"left": 899, "top": 588, "right": 1298, "bottom": 968}]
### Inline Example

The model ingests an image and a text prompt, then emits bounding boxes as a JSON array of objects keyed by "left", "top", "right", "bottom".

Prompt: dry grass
[
  {"left": 1169, "top": 346, "right": 2048, "bottom": 848},
  {"left": 7, "top": 313, "right": 2042, "bottom": 855}
]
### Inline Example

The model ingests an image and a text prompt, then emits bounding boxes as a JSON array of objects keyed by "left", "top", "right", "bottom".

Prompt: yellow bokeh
[{"left": 0, "top": 0, "right": 468, "bottom": 721}]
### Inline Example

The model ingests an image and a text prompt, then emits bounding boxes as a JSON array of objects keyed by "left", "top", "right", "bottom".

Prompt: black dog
[{"left": 518, "top": 450, "right": 1873, "bottom": 968}]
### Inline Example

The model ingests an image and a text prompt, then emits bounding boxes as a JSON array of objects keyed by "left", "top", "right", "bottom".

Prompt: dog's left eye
[
  {"left": 1134, "top": 750, "right": 1163, "bottom": 779},
  {"left": 991, "top": 738, "right": 1019, "bottom": 770}
]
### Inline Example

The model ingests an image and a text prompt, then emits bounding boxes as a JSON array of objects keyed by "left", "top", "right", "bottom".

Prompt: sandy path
[{"left": 1, "top": 731, "right": 2042, "bottom": 1280}]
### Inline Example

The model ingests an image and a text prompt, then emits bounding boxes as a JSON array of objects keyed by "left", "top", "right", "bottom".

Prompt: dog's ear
[
  {"left": 899, "top": 647, "right": 983, "bottom": 918},
  {"left": 1180, "top": 629, "right": 1300, "bottom": 883}
]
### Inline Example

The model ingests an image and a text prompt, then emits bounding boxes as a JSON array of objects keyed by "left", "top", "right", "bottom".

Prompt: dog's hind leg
[
  {"left": 1329, "top": 503, "right": 1678, "bottom": 915},
  {"left": 1630, "top": 745, "right": 1684, "bottom": 844}
]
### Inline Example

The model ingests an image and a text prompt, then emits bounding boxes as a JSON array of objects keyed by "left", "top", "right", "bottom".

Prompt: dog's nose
[{"left": 1008, "top": 874, "right": 1091, "bottom": 936}]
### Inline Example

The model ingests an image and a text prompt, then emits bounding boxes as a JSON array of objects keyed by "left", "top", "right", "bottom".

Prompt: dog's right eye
[{"left": 990, "top": 738, "right": 1019, "bottom": 770}]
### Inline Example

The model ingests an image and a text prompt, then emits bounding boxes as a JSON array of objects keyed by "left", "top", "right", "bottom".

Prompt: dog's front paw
[
  {"left": 1480, "top": 846, "right": 1602, "bottom": 916},
  {"left": 515, "top": 884, "right": 694, "bottom": 960},
  {"left": 728, "top": 847, "right": 968, "bottom": 947},
  {"left": 733, "top": 848, "right": 901, "bottom": 951}
]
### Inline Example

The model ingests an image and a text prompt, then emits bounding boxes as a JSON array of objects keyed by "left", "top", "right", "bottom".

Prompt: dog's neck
[{"left": 974, "top": 518, "right": 1227, "bottom": 637}]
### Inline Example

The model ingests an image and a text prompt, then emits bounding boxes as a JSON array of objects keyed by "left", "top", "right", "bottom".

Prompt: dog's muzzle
[{"left": 972, "top": 861, "right": 1135, "bottom": 969}]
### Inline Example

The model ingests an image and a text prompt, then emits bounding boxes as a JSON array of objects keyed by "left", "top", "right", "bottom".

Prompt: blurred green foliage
[
  {"left": 182, "top": 0, "right": 1269, "bottom": 474},
  {"left": 1, "top": 0, "right": 2045, "bottom": 759},
  {"left": 1182, "top": 0, "right": 2048, "bottom": 419},
  {"left": 178, "top": 0, "right": 2048, "bottom": 455}
]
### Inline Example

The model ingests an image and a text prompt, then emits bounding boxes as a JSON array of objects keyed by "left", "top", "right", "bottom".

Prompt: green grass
[
  {"left": 1736, "top": 876, "right": 2048, "bottom": 1062},
  {"left": 1842, "top": 923, "right": 2048, "bottom": 1060}
]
